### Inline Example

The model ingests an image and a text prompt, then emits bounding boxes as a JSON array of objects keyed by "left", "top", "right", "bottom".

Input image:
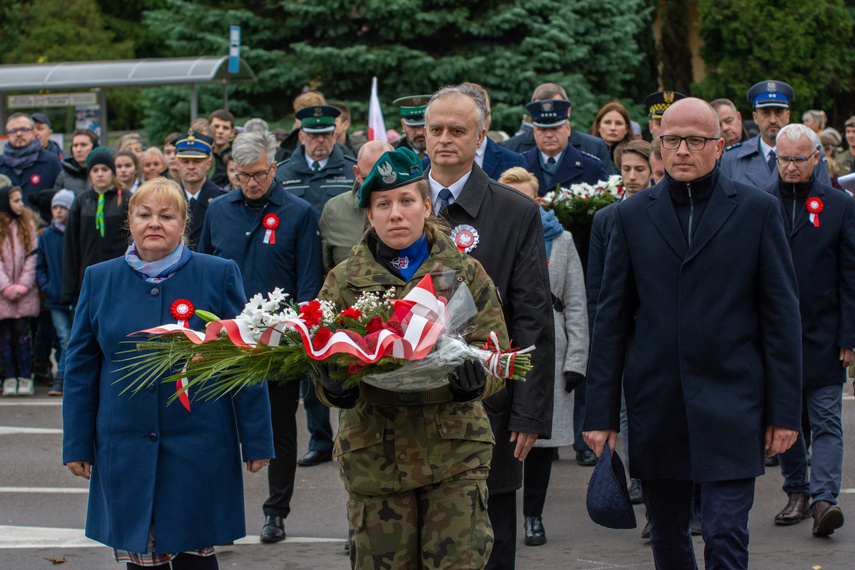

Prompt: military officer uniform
[
  {"left": 273, "top": 105, "right": 357, "bottom": 220},
  {"left": 721, "top": 81, "right": 831, "bottom": 189},
  {"left": 522, "top": 100, "right": 607, "bottom": 195},
  {"left": 173, "top": 130, "right": 226, "bottom": 250},
  {"left": 314, "top": 149, "right": 510, "bottom": 569},
  {"left": 393, "top": 95, "right": 431, "bottom": 160}
]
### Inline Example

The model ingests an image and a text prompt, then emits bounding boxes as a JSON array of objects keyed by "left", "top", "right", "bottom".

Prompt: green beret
[{"left": 357, "top": 148, "right": 424, "bottom": 208}]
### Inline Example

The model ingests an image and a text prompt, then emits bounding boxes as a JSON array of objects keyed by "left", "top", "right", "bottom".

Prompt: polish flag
[{"left": 367, "top": 76, "right": 388, "bottom": 142}]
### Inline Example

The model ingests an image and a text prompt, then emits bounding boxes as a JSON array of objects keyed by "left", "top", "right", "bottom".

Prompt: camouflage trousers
[{"left": 346, "top": 470, "right": 493, "bottom": 569}]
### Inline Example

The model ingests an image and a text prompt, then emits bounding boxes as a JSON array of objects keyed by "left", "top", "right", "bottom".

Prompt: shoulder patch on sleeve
[{"left": 580, "top": 151, "right": 603, "bottom": 163}]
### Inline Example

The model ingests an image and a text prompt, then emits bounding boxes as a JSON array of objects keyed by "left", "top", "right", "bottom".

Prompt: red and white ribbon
[
  {"left": 806, "top": 197, "right": 823, "bottom": 228},
  {"left": 262, "top": 213, "right": 279, "bottom": 244},
  {"left": 474, "top": 332, "right": 535, "bottom": 379},
  {"left": 170, "top": 299, "right": 195, "bottom": 328}
]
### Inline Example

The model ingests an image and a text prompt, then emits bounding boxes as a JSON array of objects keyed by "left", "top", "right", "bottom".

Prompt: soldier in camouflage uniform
[{"left": 313, "top": 148, "right": 510, "bottom": 569}]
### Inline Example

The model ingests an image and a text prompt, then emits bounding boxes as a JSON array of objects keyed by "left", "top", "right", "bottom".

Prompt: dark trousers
[
  {"left": 780, "top": 383, "right": 844, "bottom": 504},
  {"left": 31, "top": 312, "right": 56, "bottom": 369},
  {"left": 522, "top": 446, "right": 553, "bottom": 517},
  {"left": 300, "top": 376, "right": 333, "bottom": 454},
  {"left": 485, "top": 490, "right": 516, "bottom": 570},
  {"left": 642, "top": 478, "right": 754, "bottom": 570},
  {"left": 572, "top": 380, "right": 592, "bottom": 452},
  {"left": 263, "top": 379, "right": 300, "bottom": 518},
  {"left": 0, "top": 318, "right": 31, "bottom": 378}
]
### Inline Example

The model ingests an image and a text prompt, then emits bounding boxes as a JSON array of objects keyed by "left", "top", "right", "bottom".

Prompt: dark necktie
[
  {"left": 547, "top": 157, "right": 556, "bottom": 165},
  {"left": 439, "top": 188, "right": 453, "bottom": 213},
  {"left": 312, "top": 161, "right": 320, "bottom": 172},
  {"left": 767, "top": 149, "right": 777, "bottom": 173}
]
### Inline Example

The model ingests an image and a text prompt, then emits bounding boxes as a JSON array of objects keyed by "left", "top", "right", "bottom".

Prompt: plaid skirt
[{"left": 112, "top": 521, "right": 215, "bottom": 566}]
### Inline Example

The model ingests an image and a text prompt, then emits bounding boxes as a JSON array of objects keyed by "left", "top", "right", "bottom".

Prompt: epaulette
[
  {"left": 725, "top": 142, "right": 744, "bottom": 151},
  {"left": 580, "top": 151, "right": 603, "bottom": 163}
]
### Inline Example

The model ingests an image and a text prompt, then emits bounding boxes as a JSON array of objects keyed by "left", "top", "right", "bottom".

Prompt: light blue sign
[{"left": 229, "top": 26, "right": 241, "bottom": 74}]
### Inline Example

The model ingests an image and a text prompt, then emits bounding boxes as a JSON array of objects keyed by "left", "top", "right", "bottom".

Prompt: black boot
[{"left": 524, "top": 516, "right": 546, "bottom": 546}]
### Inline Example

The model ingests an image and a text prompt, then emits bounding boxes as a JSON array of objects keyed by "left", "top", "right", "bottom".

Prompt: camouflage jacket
[{"left": 316, "top": 230, "right": 509, "bottom": 495}]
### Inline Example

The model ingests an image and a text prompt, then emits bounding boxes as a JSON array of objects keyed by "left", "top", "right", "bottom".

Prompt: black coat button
[
  {"left": 146, "top": 383, "right": 156, "bottom": 393},
  {"left": 150, "top": 288, "right": 159, "bottom": 297},
  {"left": 149, "top": 433, "right": 158, "bottom": 442}
]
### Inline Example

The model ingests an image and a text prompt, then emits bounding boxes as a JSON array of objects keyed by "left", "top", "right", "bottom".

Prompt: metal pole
[
  {"left": 223, "top": 81, "right": 228, "bottom": 111},
  {"left": 0, "top": 94, "right": 6, "bottom": 134},
  {"left": 190, "top": 84, "right": 198, "bottom": 122},
  {"left": 98, "top": 88, "right": 108, "bottom": 146}
]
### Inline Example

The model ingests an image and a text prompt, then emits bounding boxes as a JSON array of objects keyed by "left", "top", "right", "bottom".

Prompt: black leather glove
[
  {"left": 564, "top": 371, "right": 585, "bottom": 393},
  {"left": 315, "top": 364, "right": 358, "bottom": 408},
  {"left": 448, "top": 360, "right": 487, "bottom": 402}
]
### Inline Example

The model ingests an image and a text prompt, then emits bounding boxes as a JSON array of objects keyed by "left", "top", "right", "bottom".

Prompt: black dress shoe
[
  {"left": 690, "top": 511, "right": 702, "bottom": 536},
  {"left": 297, "top": 449, "right": 333, "bottom": 467},
  {"left": 812, "top": 501, "right": 844, "bottom": 537},
  {"left": 629, "top": 479, "right": 643, "bottom": 504},
  {"left": 524, "top": 516, "right": 546, "bottom": 546},
  {"left": 765, "top": 454, "right": 779, "bottom": 467},
  {"left": 576, "top": 450, "right": 597, "bottom": 466},
  {"left": 774, "top": 493, "right": 810, "bottom": 526},
  {"left": 260, "top": 515, "right": 285, "bottom": 543},
  {"left": 641, "top": 520, "right": 651, "bottom": 539}
]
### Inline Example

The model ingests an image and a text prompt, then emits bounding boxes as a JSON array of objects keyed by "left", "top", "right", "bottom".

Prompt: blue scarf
[
  {"left": 540, "top": 207, "right": 564, "bottom": 260},
  {"left": 124, "top": 242, "right": 192, "bottom": 283},
  {"left": 3, "top": 140, "right": 41, "bottom": 176}
]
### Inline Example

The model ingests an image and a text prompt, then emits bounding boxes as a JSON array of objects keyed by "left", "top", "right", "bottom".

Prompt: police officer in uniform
[
  {"left": 393, "top": 95, "right": 431, "bottom": 160},
  {"left": 523, "top": 99, "right": 606, "bottom": 196},
  {"left": 274, "top": 105, "right": 357, "bottom": 219},
  {"left": 721, "top": 80, "right": 831, "bottom": 190},
  {"left": 644, "top": 91, "right": 686, "bottom": 140},
  {"left": 174, "top": 130, "right": 225, "bottom": 250}
]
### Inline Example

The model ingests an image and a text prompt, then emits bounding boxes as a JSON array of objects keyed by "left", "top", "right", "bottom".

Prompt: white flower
[{"left": 268, "top": 287, "right": 288, "bottom": 304}]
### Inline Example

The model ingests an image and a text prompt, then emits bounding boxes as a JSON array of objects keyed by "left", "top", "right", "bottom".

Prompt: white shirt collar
[
  {"left": 428, "top": 169, "right": 473, "bottom": 215},
  {"left": 304, "top": 153, "right": 329, "bottom": 171},
  {"left": 474, "top": 140, "right": 487, "bottom": 168},
  {"left": 540, "top": 148, "right": 564, "bottom": 165},
  {"left": 759, "top": 137, "right": 775, "bottom": 160},
  {"left": 183, "top": 187, "right": 200, "bottom": 201}
]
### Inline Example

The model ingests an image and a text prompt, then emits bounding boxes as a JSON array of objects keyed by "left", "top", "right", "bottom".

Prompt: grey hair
[
  {"left": 7, "top": 113, "right": 34, "bottom": 128},
  {"left": 710, "top": 98, "right": 738, "bottom": 114},
  {"left": 777, "top": 123, "right": 820, "bottom": 149},
  {"left": 426, "top": 84, "right": 488, "bottom": 132},
  {"left": 231, "top": 131, "right": 277, "bottom": 167},
  {"left": 243, "top": 118, "right": 269, "bottom": 134},
  {"left": 802, "top": 110, "right": 825, "bottom": 128}
]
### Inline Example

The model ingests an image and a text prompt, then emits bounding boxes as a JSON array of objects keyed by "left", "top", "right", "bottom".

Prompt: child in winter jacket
[
  {"left": 0, "top": 186, "right": 40, "bottom": 396},
  {"left": 36, "top": 189, "right": 74, "bottom": 395}
]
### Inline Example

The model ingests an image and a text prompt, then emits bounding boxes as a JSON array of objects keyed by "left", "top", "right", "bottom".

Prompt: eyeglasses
[
  {"left": 303, "top": 131, "right": 336, "bottom": 140},
  {"left": 776, "top": 151, "right": 817, "bottom": 167},
  {"left": 7, "top": 127, "right": 32, "bottom": 135},
  {"left": 659, "top": 135, "right": 719, "bottom": 151},
  {"left": 235, "top": 164, "right": 274, "bottom": 184}
]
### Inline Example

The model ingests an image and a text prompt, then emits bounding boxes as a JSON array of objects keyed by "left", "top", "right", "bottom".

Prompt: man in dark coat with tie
[
  {"left": 765, "top": 123, "right": 855, "bottom": 537},
  {"left": 425, "top": 83, "right": 555, "bottom": 570},
  {"left": 584, "top": 98, "right": 802, "bottom": 569},
  {"left": 420, "top": 83, "right": 527, "bottom": 181},
  {"left": 721, "top": 80, "right": 830, "bottom": 189},
  {"left": 174, "top": 130, "right": 225, "bottom": 250}
]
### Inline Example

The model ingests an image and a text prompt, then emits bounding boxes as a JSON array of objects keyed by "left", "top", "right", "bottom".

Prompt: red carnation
[
  {"left": 299, "top": 300, "right": 323, "bottom": 328},
  {"left": 311, "top": 326, "right": 332, "bottom": 350},
  {"left": 337, "top": 307, "right": 363, "bottom": 324}
]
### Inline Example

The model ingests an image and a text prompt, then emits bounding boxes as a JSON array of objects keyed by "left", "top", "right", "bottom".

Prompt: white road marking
[
  {"left": 841, "top": 488, "right": 855, "bottom": 494},
  {"left": 0, "top": 426, "right": 62, "bottom": 435},
  {"left": 843, "top": 394, "right": 854, "bottom": 401},
  {"left": 0, "top": 487, "right": 88, "bottom": 494},
  {"left": 0, "top": 400, "right": 62, "bottom": 406},
  {"left": 0, "top": 526, "right": 344, "bottom": 549}
]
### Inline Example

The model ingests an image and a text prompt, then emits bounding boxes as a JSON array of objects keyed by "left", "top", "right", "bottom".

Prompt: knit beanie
[
  {"left": 86, "top": 147, "right": 116, "bottom": 174},
  {"left": 51, "top": 189, "right": 75, "bottom": 210}
]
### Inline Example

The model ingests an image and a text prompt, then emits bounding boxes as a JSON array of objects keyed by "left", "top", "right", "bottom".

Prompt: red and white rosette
[
  {"left": 806, "top": 197, "right": 823, "bottom": 228},
  {"left": 170, "top": 299, "right": 195, "bottom": 328},
  {"left": 170, "top": 299, "right": 195, "bottom": 412},
  {"left": 450, "top": 224, "right": 479, "bottom": 254},
  {"left": 262, "top": 213, "right": 279, "bottom": 244}
]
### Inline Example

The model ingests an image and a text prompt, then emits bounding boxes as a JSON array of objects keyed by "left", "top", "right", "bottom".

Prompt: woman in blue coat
[{"left": 62, "top": 177, "right": 274, "bottom": 569}]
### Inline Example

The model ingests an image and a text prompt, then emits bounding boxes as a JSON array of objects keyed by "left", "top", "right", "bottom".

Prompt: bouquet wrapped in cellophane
[{"left": 119, "top": 275, "right": 531, "bottom": 408}]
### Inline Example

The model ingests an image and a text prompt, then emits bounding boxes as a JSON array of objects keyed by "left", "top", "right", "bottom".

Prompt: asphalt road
[{"left": 1, "top": 386, "right": 853, "bottom": 569}]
